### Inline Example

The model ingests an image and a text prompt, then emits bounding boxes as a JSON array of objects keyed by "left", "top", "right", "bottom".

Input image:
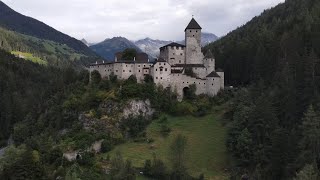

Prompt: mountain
[
  {"left": 134, "top": 38, "right": 172, "bottom": 58},
  {"left": 205, "top": 0, "right": 320, "bottom": 179},
  {"left": 0, "top": 27, "right": 91, "bottom": 66},
  {"left": 90, "top": 37, "right": 142, "bottom": 61},
  {"left": 205, "top": 0, "right": 320, "bottom": 86},
  {"left": 134, "top": 33, "right": 218, "bottom": 58},
  {"left": 178, "top": 32, "right": 219, "bottom": 46},
  {"left": 81, "top": 38, "right": 96, "bottom": 47},
  {"left": 200, "top": 32, "right": 219, "bottom": 46},
  {"left": 81, "top": 39, "right": 89, "bottom": 46},
  {"left": 0, "top": 1, "right": 96, "bottom": 57}
]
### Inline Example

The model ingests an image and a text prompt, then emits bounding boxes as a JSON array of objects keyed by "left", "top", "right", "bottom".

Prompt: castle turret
[
  {"left": 185, "top": 18, "right": 203, "bottom": 64},
  {"left": 204, "top": 50, "right": 215, "bottom": 74}
]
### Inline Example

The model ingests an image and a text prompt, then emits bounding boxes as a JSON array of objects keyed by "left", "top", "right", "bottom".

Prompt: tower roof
[
  {"left": 160, "top": 42, "right": 185, "bottom": 50},
  {"left": 204, "top": 50, "right": 214, "bottom": 59},
  {"left": 207, "top": 71, "right": 220, "bottom": 78},
  {"left": 185, "top": 18, "right": 202, "bottom": 31}
]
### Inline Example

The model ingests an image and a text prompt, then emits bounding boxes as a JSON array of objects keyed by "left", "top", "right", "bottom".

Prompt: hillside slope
[
  {"left": 205, "top": 0, "right": 320, "bottom": 179},
  {"left": 206, "top": 0, "right": 320, "bottom": 86},
  {"left": 107, "top": 112, "right": 229, "bottom": 179},
  {"left": 0, "top": 27, "right": 89, "bottom": 66},
  {"left": 0, "top": 1, "right": 96, "bottom": 57},
  {"left": 90, "top": 37, "right": 142, "bottom": 61}
]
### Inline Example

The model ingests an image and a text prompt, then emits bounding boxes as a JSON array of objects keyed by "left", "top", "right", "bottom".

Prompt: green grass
[
  {"left": 11, "top": 51, "right": 47, "bottom": 65},
  {"left": 106, "top": 109, "right": 230, "bottom": 179},
  {"left": 0, "top": 27, "right": 86, "bottom": 64}
]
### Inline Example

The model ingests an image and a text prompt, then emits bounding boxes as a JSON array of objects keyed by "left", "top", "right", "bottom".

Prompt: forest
[
  {"left": 205, "top": 0, "right": 320, "bottom": 178},
  {"left": 0, "top": 47, "right": 223, "bottom": 179},
  {"left": 1, "top": 0, "right": 320, "bottom": 179}
]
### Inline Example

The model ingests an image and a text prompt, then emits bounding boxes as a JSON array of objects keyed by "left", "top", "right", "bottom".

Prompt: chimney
[
  {"left": 115, "top": 56, "right": 117, "bottom": 62},
  {"left": 103, "top": 60, "right": 105, "bottom": 63},
  {"left": 148, "top": 58, "right": 150, "bottom": 63},
  {"left": 96, "top": 61, "right": 97, "bottom": 64},
  {"left": 134, "top": 57, "right": 136, "bottom": 62}
]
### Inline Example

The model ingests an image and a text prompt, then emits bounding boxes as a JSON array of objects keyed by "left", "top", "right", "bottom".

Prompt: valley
[
  {"left": 106, "top": 112, "right": 229, "bottom": 179},
  {"left": 0, "top": 0, "right": 320, "bottom": 179}
]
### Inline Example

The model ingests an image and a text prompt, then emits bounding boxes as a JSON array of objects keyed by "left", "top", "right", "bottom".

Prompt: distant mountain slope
[
  {"left": 178, "top": 32, "right": 219, "bottom": 46},
  {"left": 200, "top": 32, "right": 219, "bottom": 46},
  {"left": 90, "top": 37, "right": 142, "bottom": 61},
  {"left": 0, "top": 27, "right": 90, "bottom": 66},
  {"left": 205, "top": 0, "right": 320, "bottom": 86},
  {"left": 81, "top": 39, "right": 90, "bottom": 46},
  {"left": 134, "top": 38, "right": 172, "bottom": 58},
  {"left": 135, "top": 33, "right": 218, "bottom": 58},
  {"left": 0, "top": 1, "right": 96, "bottom": 57}
]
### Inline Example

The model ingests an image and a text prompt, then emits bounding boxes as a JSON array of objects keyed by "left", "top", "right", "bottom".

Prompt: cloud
[{"left": 1, "top": 0, "right": 284, "bottom": 42}]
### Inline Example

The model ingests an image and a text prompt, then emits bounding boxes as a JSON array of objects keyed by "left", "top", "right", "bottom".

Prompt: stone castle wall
[
  {"left": 185, "top": 29, "right": 203, "bottom": 64},
  {"left": 90, "top": 18, "right": 224, "bottom": 100}
]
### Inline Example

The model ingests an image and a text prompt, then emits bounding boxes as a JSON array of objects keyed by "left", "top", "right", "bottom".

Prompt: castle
[{"left": 89, "top": 18, "right": 224, "bottom": 100}]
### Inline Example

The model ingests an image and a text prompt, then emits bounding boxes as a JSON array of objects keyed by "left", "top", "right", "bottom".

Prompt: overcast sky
[{"left": 2, "top": 0, "right": 284, "bottom": 43}]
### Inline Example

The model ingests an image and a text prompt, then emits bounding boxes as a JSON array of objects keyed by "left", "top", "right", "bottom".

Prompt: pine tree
[{"left": 300, "top": 105, "right": 320, "bottom": 162}]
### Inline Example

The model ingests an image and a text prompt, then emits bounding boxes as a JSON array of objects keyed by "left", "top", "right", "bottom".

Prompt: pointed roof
[
  {"left": 205, "top": 50, "right": 214, "bottom": 59},
  {"left": 185, "top": 18, "right": 202, "bottom": 31},
  {"left": 207, "top": 71, "right": 221, "bottom": 78}
]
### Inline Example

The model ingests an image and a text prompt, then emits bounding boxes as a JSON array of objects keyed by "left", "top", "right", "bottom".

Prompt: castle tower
[
  {"left": 185, "top": 18, "right": 203, "bottom": 64},
  {"left": 204, "top": 50, "right": 215, "bottom": 74}
]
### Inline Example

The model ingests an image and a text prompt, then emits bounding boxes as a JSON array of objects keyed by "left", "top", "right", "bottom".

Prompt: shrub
[
  {"left": 101, "top": 139, "right": 113, "bottom": 153},
  {"left": 160, "top": 124, "right": 171, "bottom": 137},
  {"left": 90, "top": 70, "right": 101, "bottom": 86},
  {"left": 158, "top": 116, "right": 168, "bottom": 123}
]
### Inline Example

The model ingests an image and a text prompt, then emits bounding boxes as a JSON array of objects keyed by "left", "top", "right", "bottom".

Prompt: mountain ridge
[
  {"left": 0, "top": 1, "right": 96, "bottom": 57},
  {"left": 90, "top": 36, "right": 142, "bottom": 61},
  {"left": 134, "top": 32, "right": 218, "bottom": 58}
]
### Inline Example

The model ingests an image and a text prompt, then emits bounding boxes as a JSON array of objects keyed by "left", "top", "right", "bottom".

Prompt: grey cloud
[{"left": 2, "top": 0, "right": 284, "bottom": 42}]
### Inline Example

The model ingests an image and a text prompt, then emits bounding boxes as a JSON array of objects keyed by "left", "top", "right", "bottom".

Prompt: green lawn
[
  {"left": 106, "top": 110, "right": 230, "bottom": 179},
  {"left": 11, "top": 51, "right": 47, "bottom": 65}
]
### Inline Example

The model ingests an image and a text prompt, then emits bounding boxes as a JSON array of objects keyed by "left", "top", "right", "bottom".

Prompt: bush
[
  {"left": 120, "top": 115, "right": 149, "bottom": 138},
  {"left": 160, "top": 124, "right": 171, "bottom": 137},
  {"left": 101, "top": 139, "right": 113, "bottom": 153},
  {"left": 172, "top": 101, "right": 197, "bottom": 116},
  {"left": 158, "top": 116, "right": 168, "bottom": 123},
  {"left": 77, "top": 151, "right": 95, "bottom": 166},
  {"left": 90, "top": 70, "right": 101, "bottom": 86}
]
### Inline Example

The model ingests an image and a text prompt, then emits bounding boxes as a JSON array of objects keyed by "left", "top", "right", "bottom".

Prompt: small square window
[
  {"left": 161, "top": 77, "right": 163, "bottom": 79},
  {"left": 139, "top": 70, "right": 141, "bottom": 72},
  {"left": 165, "top": 68, "right": 167, "bottom": 71},
  {"left": 156, "top": 77, "right": 158, "bottom": 79},
  {"left": 123, "top": 70, "right": 125, "bottom": 72}
]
